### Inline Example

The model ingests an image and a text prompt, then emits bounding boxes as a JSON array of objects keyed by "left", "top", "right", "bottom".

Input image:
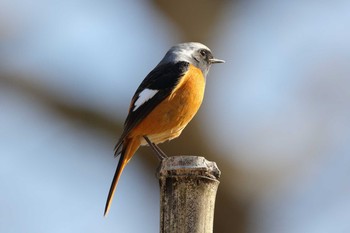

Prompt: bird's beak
[{"left": 209, "top": 58, "right": 225, "bottom": 64}]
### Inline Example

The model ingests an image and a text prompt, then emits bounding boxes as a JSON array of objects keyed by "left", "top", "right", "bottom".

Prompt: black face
[
  {"left": 190, "top": 48, "right": 214, "bottom": 77},
  {"left": 197, "top": 49, "right": 213, "bottom": 64}
]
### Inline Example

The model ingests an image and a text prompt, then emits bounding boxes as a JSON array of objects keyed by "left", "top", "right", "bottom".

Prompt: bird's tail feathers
[
  {"left": 104, "top": 137, "right": 140, "bottom": 216},
  {"left": 113, "top": 139, "right": 123, "bottom": 157}
]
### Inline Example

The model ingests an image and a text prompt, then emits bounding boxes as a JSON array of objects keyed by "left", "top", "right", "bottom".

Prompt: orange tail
[{"left": 104, "top": 137, "right": 140, "bottom": 216}]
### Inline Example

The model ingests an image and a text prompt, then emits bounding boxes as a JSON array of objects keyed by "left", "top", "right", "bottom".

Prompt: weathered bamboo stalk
[{"left": 158, "top": 156, "right": 221, "bottom": 233}]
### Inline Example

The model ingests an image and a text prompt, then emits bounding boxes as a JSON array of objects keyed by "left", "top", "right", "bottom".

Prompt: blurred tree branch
[
  {"left": 0, "top": 75, "right": 120, "bottom": 133},
  {"left": 153, "top": 0, "right": 229, "bottom": 40}
]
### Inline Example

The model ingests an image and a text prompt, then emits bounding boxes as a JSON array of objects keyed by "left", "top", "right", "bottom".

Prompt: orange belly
[{"left": 130, "top": 64, "right": 205, "bottom": 145}]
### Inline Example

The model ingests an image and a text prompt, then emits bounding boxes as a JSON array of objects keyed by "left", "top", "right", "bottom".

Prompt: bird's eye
[{"left": 200, "top": 49, "right": 207, "bottom": 57}]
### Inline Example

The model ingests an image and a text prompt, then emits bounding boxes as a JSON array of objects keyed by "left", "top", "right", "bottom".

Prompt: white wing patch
[{"left": 133, "top": 89, "right": 158, "bottom": 111}]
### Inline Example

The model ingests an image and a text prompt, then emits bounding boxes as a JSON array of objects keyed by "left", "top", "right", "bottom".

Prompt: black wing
[{"left": 114, "top": 61, "right": 189, "bottom": 155}]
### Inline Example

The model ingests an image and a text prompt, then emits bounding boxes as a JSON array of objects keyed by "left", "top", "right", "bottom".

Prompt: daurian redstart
[{"left": 104, "top": 42, "right": 224, "bottom": 216}]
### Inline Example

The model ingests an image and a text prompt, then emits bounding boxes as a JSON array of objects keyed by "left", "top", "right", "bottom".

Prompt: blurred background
[{"left": 1, "top": 0, "right": 350, "bottom": 232}]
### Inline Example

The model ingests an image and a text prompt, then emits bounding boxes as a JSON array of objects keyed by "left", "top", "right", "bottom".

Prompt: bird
[{"left": 104, "top": 42, "right": 224, "bottom": 216}]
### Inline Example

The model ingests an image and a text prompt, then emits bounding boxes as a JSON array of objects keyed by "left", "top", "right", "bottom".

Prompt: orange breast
[{"left": 131, "top": 64, "right": 206, "bottom": 144}]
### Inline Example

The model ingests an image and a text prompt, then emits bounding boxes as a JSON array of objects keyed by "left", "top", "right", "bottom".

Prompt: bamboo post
[{"left": 158, "top": 156, "right": 221, "bottom": 233}]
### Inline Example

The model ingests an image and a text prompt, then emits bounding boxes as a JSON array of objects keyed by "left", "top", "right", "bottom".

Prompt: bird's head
[{"left": 159, "top": 42, "right": 225, "bottom": 77}]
